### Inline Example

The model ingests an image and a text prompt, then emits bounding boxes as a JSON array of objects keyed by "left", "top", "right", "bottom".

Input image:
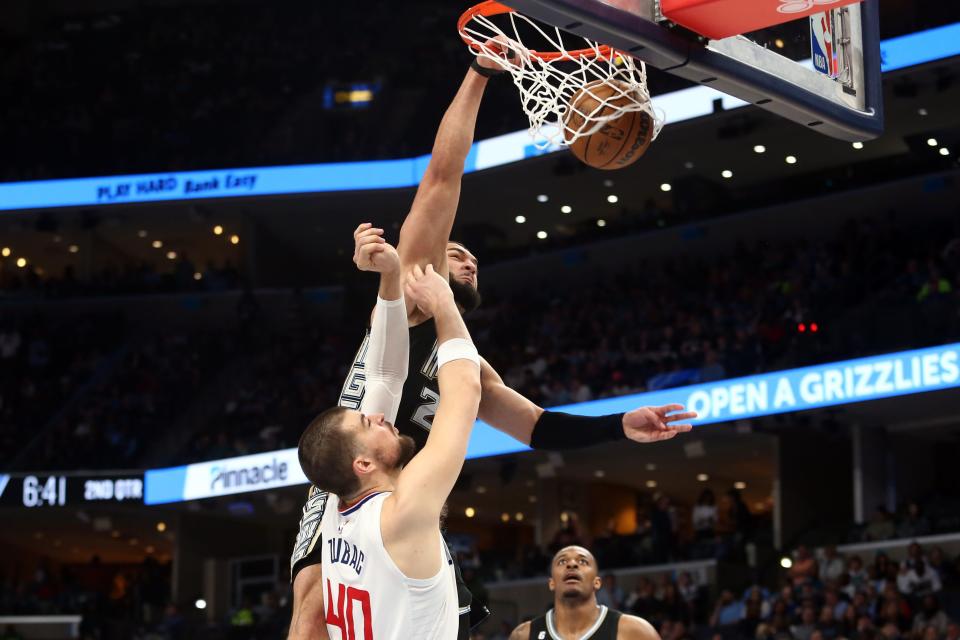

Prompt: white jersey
[{"left": 319, "top": 491, "right": 459, "bottom": 640}]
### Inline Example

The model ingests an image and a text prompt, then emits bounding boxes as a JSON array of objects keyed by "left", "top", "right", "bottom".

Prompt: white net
[{"left": 460, "top": 2, "right": 664, "bottom": 150}]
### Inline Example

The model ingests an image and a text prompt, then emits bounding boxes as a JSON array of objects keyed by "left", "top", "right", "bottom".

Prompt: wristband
[
  {"left": 529, "top": 411, "right": 626, "bottom": 451},
  {"left": 438, "top": 338, "right": 480, "bottom": 368},
  {"left": 470, "top": 57, "right": 506, "bottom": 77}
]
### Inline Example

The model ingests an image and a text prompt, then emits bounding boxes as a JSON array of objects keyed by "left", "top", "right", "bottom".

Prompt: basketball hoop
[{"left": 458, "top": 0, "right": 664, "bottom": 150}]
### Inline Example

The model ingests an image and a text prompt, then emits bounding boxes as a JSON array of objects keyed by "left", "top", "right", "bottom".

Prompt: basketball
[{"left": 564, "top": 79, "right": 656, "bottom": 170}]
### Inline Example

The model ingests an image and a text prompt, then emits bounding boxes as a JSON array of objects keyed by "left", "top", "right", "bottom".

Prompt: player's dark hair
[{"left": 298, "top": 406, "right": 360, "bottom": 497}]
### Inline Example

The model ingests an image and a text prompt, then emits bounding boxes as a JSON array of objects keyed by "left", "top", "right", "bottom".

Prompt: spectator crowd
[{"left": 1, "top": 213, "right": 958, "bottom": 472}]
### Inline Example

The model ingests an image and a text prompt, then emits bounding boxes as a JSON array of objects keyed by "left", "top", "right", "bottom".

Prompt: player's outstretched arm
[
  {"left": 382, "top": 265, "right": 481, "bottom": 576},
  {"left": 352, "top": 223, "right": 408, "bottom": 422},
  {"left": 396, "top": 44, "right": 510, "bottom": 280},
  {"left": 477, "top": 357, "right": 696, "bottom": 449},
  {"left": 509, "top": 620, "right": 532, "bottom": 640}
]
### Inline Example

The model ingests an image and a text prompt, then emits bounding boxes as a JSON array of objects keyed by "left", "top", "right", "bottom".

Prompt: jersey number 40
[{"left": 326, "top": 579, "right": 372, "bottom": 640}]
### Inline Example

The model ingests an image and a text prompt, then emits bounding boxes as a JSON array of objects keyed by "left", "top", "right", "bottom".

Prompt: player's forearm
[
  {"left": 432, "top": 300, "right": 471, "bottom": 344},
  {"left": 377, "top": 267, "right": 402, "bottom": 301},
  {"left": 423, "top": 70, "right": 488, "bottom": 181},
  {"left": 360, "top": 292, "right": 409, "bottom": 422},
  {"left": 420, "top": 360, "right": 481, "bottom": 501}
]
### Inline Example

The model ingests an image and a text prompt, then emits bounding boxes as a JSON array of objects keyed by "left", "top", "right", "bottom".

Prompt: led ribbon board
[
  {"left": 0, "top": 22, "right": 957, "bottom": 212},
  {"left": 144, "top": 342, "right": 960, "bottom": 504}
]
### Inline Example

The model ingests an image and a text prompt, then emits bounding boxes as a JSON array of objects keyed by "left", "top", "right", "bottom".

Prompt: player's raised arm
[
  {"left": 382, "top": 264, "right": 481, "bottom": 574},
  {"left": 397, "top": 42, "right": 511, "bottom": 280},
  {"left": 352, "top": 223, "right": 408, "bottom": 422}
]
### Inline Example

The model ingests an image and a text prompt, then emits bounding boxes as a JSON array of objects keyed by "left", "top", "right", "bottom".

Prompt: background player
[
  {"left": 289, "top": 50, "right": 696, "bottom": 639},
  {"left": 510, "top": 546, "right": 660, "bottom": 640},
  {"left": 298, "top": 245, "right": 484, "bottom": 639}
]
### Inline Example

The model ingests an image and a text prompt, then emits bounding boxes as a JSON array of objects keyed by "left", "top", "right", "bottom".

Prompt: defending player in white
[{"left": 297, "top": 232, "right": 479, "bottom": 640}]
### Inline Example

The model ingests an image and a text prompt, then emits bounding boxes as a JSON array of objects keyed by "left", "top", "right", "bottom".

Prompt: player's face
[
  {"left": 446, "top": 243, "right": 479, "bottom": 289},
  {"left": 548, "top": 546, "right": 602, "bottom": 602},
  {"left": 446, "top": 243, "right": 482, "bottom": 313},
  {"left": 351, "top": 412, "right": 416, "bottom": 472}
]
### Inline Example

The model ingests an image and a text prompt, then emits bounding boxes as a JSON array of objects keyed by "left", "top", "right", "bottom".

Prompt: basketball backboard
[{"left": 501, "top": 0, "right": 883, "bottom": 141}]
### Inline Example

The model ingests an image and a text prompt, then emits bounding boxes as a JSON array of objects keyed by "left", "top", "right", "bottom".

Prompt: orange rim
[{"left": 458, "top": 0, "right": 614, "bottom": 62}]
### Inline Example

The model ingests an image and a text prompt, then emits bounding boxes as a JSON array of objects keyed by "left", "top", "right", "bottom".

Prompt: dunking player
[
  {"left": 288, "top": 48, "right": 696, "bottom": 639},
  {"left": 510, "top": 546, "right": 659, "bottom": 640},
  {"left": 298, "top": 235, "right": 482, "bottom": 639}
]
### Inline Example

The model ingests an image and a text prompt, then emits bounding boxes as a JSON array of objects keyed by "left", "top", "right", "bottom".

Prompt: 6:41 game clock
[
  {"left": 19, "top": 475, "right": 66, "bottom": 507},
  {"left": 0, "top": 473, "right": 144, "bottom": 508}
]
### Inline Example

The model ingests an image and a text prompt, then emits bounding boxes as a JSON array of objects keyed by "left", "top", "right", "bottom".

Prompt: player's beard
[
  {"left": 393, "top": 434, "right": 416, "bottom": 469},
  {"left": 376, "top": 434, "right": 417, "bottom": 472},
  {"left": 449, "top": 277, "right": 481, "bottom": 314}
]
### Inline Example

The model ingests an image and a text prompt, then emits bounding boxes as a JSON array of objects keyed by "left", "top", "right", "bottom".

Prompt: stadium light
[
  {"left": 514, "top": 215, "right": 526, "bottom": 224},
  {"left": 927, "top": 138, "right": 939, "bottom": 147},
  {"left": 465, "top": 507, "right": 476, "bottom": 518},
  {"left": 606, "top": 194, "right": 619, "bottom": 204},
  {"left": 537, "top": 231, "right": 548, "bottom": 240},
  {"left": 753, "top": 145, "right": 766, "bottom": 154},
  {"left": 195, "top": 599, "right": 207, "bottom": 610},
  {"left": 537, "top": 194, "right": 549, "bottom": 203},
  {"left": 780, "top": 557, "right": 793, "bottom": 569},
  {"left": 15, "top": 258, "right": 26, "bottom": 268},
  {"left": 660, "top": 183, "right": 672, "bottom": 192},
  {"left": 721, "top": 170, "right": 733, "bottom": 179},
  {"left": 852, "top": 142, "right": 864, "bottom": 149},
  {"left": 597, "top": 219, "right": 607, "bottom": 227},
  {"left": 230, "top": 234, "right": 240, "bottom": 245},
  {"left": 1, "top": 247, "right": 10, "bottom": 257},
  {"left": 213, "top": 225, "right": 224, "bottom": 235},
  {"left": 560, "top": 205, "right": 572, "bottom": 214}
]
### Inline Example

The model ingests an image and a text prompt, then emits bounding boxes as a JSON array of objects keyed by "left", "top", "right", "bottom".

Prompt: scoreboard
[{"left": 0, "top": 473, "right": 144, "bottom": 508}]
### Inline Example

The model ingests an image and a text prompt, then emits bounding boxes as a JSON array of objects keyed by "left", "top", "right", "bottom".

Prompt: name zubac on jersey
[{"left": 328, "top": 536, "right": 366, "bottom": 575}]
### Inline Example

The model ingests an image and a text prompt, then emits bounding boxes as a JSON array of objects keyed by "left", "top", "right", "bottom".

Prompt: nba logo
[
  {"left": 538, "top": 633, "right": 546, "bottom": 639},
  {"left": 810, "top": 11, "right": 840, "bottom": 79}
]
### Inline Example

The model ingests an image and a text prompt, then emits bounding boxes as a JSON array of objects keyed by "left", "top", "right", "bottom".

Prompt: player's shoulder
[
  {"left": 616, "top": 612, "right": 660, "bottom": 640},
  {"left": 508, "top": 620, "right": 532, "bottom": 640}
]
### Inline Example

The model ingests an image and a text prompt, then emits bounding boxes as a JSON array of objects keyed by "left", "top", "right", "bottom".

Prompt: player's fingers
[
  {"left": 425, "top": 264, "right": 436, "bottom": 276},
  {"left": 411, "top": 264, "right": 425, "bottom": 280},
  {"left": 353, "top": 222, "right": 372, "bottom": 238},
  {"left": 666, "top": 423, "right": 694, "bottom": 432},
  {"left": 356, "top": 228, "right": 384, "bottom": 244},
  {"left": 356, "top": 234, "right": 385, "bottom": 247},
  {"left": 664, "top": 411, "right": 698, "bottom": 423},
  {"left": 653, "top": 404, "right": 685, "bottom": 417}
]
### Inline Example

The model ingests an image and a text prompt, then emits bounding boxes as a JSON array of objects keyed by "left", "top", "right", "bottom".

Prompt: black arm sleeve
[{"left": 528, "top": 410, "right": 626, "bottom": 451}]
